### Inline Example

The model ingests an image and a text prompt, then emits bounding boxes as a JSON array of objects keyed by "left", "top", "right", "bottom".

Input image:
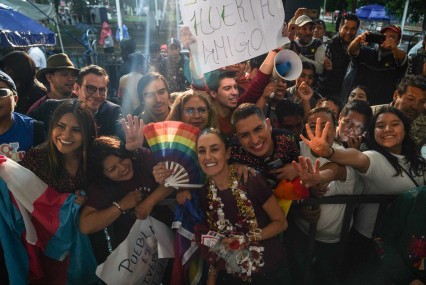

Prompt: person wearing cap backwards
[
  {"left": 147, "top": 42, "right": 167, "bottom": 76},
  {"left": 287, "top": 13, "right": 326, "bottom": 75},
  {"left": 342, "top": 25, "right": 408, "bottom": 106},
  {"left": 28, "top": 53, "right": 79, "bottom": 114},
  {"left": 164, "top": 38, "right": 190, "bottom": 93},
  {"left": 0, "top": 70, "right": 45, "bottom": 162}
]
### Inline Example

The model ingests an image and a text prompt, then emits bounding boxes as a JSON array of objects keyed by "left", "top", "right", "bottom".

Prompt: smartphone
[
  {"left": 365, "top": 33, "right": 386, "bottom": 45},
  {"left": 267, "top": 159, "right": 284, "bottom": 170}
]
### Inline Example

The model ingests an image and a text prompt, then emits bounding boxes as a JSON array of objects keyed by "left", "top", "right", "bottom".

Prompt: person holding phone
[
  {"left": 228, "top": 103, "right": 300, "bottom": 188},
  {"left": 341, "top": 25, "right": 407, "bottom": 106}
]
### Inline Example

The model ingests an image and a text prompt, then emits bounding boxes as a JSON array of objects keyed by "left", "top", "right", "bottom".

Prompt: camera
[{"left": 365, "top": 33, "right": 386, "bottom": 45}]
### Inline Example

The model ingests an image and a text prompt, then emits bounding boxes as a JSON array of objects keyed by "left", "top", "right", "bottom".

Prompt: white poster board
[
  {"left": 178, "top": 0, "right": 289, "bottom": 74},
  {"left": 96, "top": 217, "right": 174, "bottom": 285}
]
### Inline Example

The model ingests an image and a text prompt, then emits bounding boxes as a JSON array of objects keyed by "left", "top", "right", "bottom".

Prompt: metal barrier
[
  {"left": 297, "top": 195, "right": 398, "bottom": 285},
  {"left": 157, "top": 194, "right": 398, "bottom": 284}
]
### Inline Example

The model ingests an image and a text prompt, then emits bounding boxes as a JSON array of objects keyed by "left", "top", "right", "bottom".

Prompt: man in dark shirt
[
  {"left": 164, "top": 38, "right": 190, "bottom": 93},
  {"left": 229, "top": 103, "right": 299, "bottom": 187},
  {"left": 29, "top": 65, "right": 124, "bottom": 140},
  {"left": 319, "top": 13, "right": 360, "bottom": 98},
  {"left": 342, "top": 25, "right": 407, "bottom": 105}
]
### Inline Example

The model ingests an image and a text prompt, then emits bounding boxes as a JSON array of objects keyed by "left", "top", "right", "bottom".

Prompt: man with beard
[
  {"left": 28, "top": 53, "right": 79, "bottom": 113},
  {"left": 318, "top": 13, "right": 360, "bottom": 98},
  {"left": 341, "top": 25, "right": 407, "bottom": 105},
  {"left": 288, "top": 14, "right": 326, "bottom": 75}
]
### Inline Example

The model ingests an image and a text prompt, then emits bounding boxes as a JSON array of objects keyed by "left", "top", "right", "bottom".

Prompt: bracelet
[
  {"left": 208, "top": 265, "right": 217, "bottom": 277},
  {"left": 323, "top": 146, "right": 335, "bottom": 159},
  {"left": 112, "top": 202, "right": 126, "bottom": 215}
]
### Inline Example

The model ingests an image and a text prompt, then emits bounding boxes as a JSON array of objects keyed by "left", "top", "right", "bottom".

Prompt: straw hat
[{"left": 36, "top": 53, "right": 79, "bottom": 83}]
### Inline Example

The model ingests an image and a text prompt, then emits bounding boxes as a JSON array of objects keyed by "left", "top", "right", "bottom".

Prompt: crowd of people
[{"left": 0, "top": 6, "right": 425, "bottom": 285}]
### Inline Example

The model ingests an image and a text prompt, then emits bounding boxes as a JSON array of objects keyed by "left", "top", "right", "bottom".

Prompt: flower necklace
[{"left": 206, "top": 164, "right": 264, "bottom": 281}]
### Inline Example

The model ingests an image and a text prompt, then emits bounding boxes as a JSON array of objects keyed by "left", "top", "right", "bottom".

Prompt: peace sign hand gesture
[{"left": 121, "top": 114, "right": 145, "bottom": 151}]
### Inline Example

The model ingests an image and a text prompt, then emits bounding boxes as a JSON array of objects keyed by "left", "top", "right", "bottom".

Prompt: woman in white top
[{"left": 301, "top": 106, "right": 426, "bottom": 282}]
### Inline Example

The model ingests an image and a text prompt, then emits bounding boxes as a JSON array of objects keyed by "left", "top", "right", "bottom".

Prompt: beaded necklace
[{"left": 206, "top": 165, "right": 264, "bottom": 281}]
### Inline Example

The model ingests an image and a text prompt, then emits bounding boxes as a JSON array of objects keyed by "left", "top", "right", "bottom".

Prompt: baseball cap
[
  {"left": 380, "top": 25, "right": 402, "bottom": 40},
  {"left": 168, "top": 38, "right": 181, "bottom": 48},
  {"left": 295, "top": 15, "right": 314, "bottom": 27},
  {"left": 0, "top": 70, "right": 17, "bottom": 94}
]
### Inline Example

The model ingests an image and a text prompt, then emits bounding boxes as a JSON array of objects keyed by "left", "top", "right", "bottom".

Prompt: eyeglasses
[
  {"left": 183, "top": 107, "right": 208, "bottom": 116},
  {"left": 82, "top": 84, "right": 107, "bottom": 96},
  {"left": 0, "top": 88, "right": 13, "bottom": 98}
]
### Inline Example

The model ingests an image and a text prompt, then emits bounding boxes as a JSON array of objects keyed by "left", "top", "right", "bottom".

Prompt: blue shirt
[{"left": 0, "top": 113, "right": 35, "bottom": 161}]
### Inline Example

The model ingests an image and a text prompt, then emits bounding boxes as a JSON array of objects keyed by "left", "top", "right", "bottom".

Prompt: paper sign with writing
[
  {"left": 96, "top": 217, "right": 172, "bottom": 285},
  {"left": 178, "top": 0, "right": 289, "bottom": 73}
]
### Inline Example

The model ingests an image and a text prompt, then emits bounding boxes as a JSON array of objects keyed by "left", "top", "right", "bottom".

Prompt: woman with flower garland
[{"left": 196, "top": 128, "right": 288, "bottom": 285}]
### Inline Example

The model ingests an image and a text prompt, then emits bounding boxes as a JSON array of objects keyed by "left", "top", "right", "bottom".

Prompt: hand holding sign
[{"left": 178, "top": 0, "right": 289, "bottom": 73}]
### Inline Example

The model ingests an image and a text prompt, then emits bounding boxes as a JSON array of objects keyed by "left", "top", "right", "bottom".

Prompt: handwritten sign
[
  {"left": 179, "top": 0, "right": 289, "bottom": 73},
  {"left": 96, "top": 217, "right": 173, "bottom": 285}
]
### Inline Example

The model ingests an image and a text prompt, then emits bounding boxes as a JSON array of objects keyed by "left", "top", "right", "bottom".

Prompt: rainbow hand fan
[{"left": 143, "top": 121, "right": 205, "bottom": 189}]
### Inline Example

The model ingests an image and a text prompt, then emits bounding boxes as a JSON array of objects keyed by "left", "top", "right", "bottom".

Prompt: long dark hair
[
  {"left": 365, "top": 106, "right": 426, "bottom": 176},
  {"left": 45, "top": 100, "right": 97, "bottom": 181}
]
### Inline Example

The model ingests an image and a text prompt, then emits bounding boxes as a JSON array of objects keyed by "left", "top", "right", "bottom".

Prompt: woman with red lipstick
[
  {"left": 196, "top": 128, "right": 289, "bottom": 285},
  {"left": 79, "top": 115, "right": 174, "bottom": 264}
]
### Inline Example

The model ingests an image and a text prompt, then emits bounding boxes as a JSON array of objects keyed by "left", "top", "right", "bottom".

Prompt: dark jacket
[{"left": 28, "top": 98, "right": 124, "bottom": 140}]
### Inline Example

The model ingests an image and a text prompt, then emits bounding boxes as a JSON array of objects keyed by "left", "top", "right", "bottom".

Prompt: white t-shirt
[
  {"left": 28, "top": 47, "right": 46, "bottom": 69},
  {"left": 296, "top": 142, "right": 359, "bottom": 243},
  {"left": 354, "top": 150, "right": 425, "bottom": 238}
]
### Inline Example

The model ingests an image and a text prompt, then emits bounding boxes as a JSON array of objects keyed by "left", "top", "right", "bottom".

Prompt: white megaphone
[{"left": 273, "top": 49, "right": 303, "bottom": 81}]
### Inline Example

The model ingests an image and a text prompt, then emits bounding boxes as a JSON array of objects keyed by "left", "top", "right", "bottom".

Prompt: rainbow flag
[
  {"left": 144, "top": 121, "right": 205, "bottom": 188},
  {"left": 0, "top": 156, "right": 97, "bottom": 284}
]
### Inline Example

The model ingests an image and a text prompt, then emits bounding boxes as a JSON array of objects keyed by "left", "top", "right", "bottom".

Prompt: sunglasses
[
  {"left": 82, "top": 84, "right": 107, "bottom": 96},
  {"left": 0, "top": 88, "right": 13, "bottom": 97}
]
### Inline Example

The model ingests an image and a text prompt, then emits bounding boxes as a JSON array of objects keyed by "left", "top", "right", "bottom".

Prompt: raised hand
[
  {"left": 300, "top": 117, "right": 333, "bottom": 157},
  {"left": 297, "top": 81, "right": 313, "bottom": 102},
  {"left": 270, "top": 163, "right": 298, "bottom": 181},
  {"left": 121, "top": 114, "right": 144, "bottom": 151},
  {"left": 292, "top": 156, "right": 321, "bottom": 189}
]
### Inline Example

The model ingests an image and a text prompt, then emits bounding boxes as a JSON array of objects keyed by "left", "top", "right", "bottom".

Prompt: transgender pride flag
[{"left": 0, "top": 156, "right": 97, "bottom": 284}]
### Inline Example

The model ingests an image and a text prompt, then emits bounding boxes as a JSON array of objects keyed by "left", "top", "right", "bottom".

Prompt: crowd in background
[{"left": 0, "top": 5, "right": 426, "bottom": 285}]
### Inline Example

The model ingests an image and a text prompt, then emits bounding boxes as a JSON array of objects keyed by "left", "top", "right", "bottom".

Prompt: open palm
[
  {"left": 121, "top": 115, "right": 145, "bottom": 151},
  {"left": 300, "top": 117, "right": 332, "bottom": 157}
]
